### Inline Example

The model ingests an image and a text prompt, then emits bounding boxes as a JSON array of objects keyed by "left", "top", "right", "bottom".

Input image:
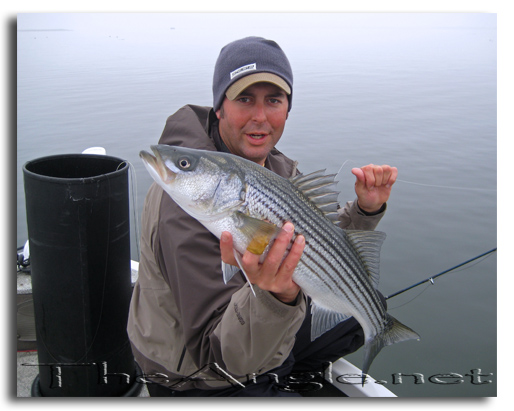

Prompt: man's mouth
[{"left": 247, "top": 133, "right": 267, "bottom": 140}]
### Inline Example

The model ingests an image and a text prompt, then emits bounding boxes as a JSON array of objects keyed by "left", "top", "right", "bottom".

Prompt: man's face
[{"left": 216, "top": 82, "right": 289, "bottom": 165}]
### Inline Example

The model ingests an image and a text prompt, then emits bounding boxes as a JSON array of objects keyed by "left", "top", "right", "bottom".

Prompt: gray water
[{"left": 17, "top": 13, "right": 497, "bottom": 397}]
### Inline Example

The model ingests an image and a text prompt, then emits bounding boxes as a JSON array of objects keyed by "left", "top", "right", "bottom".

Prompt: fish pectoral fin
[
  {"left": 310, "top": 303, "right": 353, "bottom": 341},
  {"left": 345, "top": 230, "right": 387, "bottom": 289},
  {"left": 362, "top": 313, "right": 420, "bottom": 383},
  {"left": 221, "top": 261, "right": 240, "bottom": 284},
  {"left": 233, "top": 211, "right": 282, "bottom": 255},
  {"left": 233, "top": 250, "right": 256, "bottom": 297},
  {"left": 221, "top": 251, "right": 256, "bottom": 297}
]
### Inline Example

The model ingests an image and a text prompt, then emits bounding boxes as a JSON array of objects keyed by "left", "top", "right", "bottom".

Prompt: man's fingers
[
  {"left": 351, "top": 167, "right": 365, "bottom": 183},
  {"left": 223, "top": 222, "right": 303, "bottom": 303},
  {"left": 260, "top": 222, "right": 295, "bottom": 273},
  {"left": 355, "top": 164, "right": 399, "bottom": 189},
  {"left": 386, "top": 166, "right": 398, "bottom": 187},
  {"left": 277, "top": 234, "right": 305, "bottom": 278},
  {"left": 373, "top": 166, "right": 384, "bottom": 187},
  {"left": 220, "top": 231, "right": 238, "bottom": 267}
]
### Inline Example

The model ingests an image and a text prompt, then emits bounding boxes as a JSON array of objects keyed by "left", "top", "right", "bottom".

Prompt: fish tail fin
[{"left": 361, "top": 314, "right": 420, "bottom": 385}]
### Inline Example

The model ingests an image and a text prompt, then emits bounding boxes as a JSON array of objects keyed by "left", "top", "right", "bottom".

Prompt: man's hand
[
  {"left": 351, "top": 164, "right": 398, "bottom": 213},
  {"left": 220, "top": 222, "right": 304, "bottom": 304}
]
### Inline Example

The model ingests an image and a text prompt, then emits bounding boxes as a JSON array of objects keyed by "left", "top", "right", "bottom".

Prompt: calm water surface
[{"left": 17, "top": 13, "right": 497, "bottom": 397}]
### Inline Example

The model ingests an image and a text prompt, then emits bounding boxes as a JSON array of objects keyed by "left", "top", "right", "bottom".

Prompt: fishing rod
[{"left": 385, "top": 247, "right": 497, "bottom": 300}]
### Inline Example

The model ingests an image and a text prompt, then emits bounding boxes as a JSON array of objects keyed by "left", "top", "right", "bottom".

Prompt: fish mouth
[{"left": 139, "top": 147, "right": 175, "bottom": 182}]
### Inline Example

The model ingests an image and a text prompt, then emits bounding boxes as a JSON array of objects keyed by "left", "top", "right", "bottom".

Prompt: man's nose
[{"left": 251, "top": 101, "right": 267, "bottom": 123}]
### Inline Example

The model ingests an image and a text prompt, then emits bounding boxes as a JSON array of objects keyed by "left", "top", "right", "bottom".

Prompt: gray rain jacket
[{"left": 127, "top": 105, "right": 385, "bottom": 390}]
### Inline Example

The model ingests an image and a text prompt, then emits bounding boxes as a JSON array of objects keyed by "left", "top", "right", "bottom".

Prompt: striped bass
[{"left": 140, "top": 144, "right": 419, "bottom": 381}]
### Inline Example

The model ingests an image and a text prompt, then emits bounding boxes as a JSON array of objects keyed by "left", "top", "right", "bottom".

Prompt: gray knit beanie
[{"left": 212, "top": 37, "right": 293, "bottom": 112}]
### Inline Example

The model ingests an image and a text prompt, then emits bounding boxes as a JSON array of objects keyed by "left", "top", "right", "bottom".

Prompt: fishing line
[
  {"left": 120, "top": 160, "right": 141, "bottom": 260},
  {"left": 440, "top": 251, "right": 496, "bottom": 276},
  {"left": 336, "top": 159, "right": 357, "bottom": 180},
  {"left": 395, "top": 178, "right": 497, "bottom": 192},
  {"left": 129, "top": 161, "right": 141, "bottom": 259},
  {"left": 385, "top": 247, "right": 497, "bottom": 300},
  {"left": 386, "top": 252, "right": 494, "bottom": 309},
  {"left": 387, "top": 282, "right": 432, "bottom": 310},
  {"left": 335, "top": 159, "right": 496, "bottom": 193}
]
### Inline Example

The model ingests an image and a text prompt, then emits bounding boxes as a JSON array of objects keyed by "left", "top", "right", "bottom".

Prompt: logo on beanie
[{"left": 230, "top": 63, "right": 257, "bottom": 80}]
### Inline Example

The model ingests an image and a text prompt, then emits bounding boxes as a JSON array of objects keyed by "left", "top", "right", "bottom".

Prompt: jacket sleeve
[
  {"left": 156, "top": 193, "right": 306, "bottom": 380},
  {"left": 337, "top": 199, "right": 386, "bottom": 230}
]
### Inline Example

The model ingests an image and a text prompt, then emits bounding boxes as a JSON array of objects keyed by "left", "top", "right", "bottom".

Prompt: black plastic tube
[{"left": 23, "top": 154, "right": 141, "bottom": 397}]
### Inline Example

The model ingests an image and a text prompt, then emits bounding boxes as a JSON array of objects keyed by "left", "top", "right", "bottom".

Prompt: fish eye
[{"left": 178, "top": 157, "right": 191, "bottom": 170}]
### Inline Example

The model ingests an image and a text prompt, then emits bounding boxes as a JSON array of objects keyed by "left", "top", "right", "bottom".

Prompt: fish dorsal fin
[
  {"left": 290, "top": 170, "right": 340, "bottom": 223},
  {"left": 345, "top": 230, "right": 386, "bottom": 289},
  {"left": 290, "top": 169, "right": 327, "bottom": 185},
  {"left": 310, "top": 302, "right": 353, "bottom": 341}
]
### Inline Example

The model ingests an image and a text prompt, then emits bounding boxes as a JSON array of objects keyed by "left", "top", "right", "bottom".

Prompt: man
[{"left": 127, "top": 36, "right": 397, "bottom": 397}]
